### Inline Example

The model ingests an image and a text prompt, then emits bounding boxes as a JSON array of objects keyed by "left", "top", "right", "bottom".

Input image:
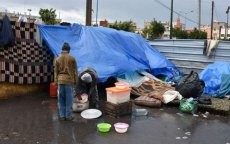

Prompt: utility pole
[
  {"left": 226, "top": 6, "right": 230, "bottom": 39},
  {"left": 198, "top": 0, "right": 201, "bottom": 30},
  {"left": 86, "top": 0, "right": 92, "bottom": 26},
  {"left": 211, "top": 1, "right": 214, "bottom": 39},
  {"left": 170, "top": 0, "right": 173, "bottom": 39},
  {"left": 96, "top": 0, "right": 99, "bottom": 26}
]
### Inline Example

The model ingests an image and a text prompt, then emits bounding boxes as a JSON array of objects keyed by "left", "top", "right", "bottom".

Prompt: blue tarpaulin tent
[
  {"left": 39, "top": 24, "right": 181, "bottom": 82},
  {"left": 200, "top": 61, "right": 230, "bottom": 97}
]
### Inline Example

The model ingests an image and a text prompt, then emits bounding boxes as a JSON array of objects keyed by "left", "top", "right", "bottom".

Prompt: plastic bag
[
  {"left": 163, "top": 90, "right": 183, "bottom": 104},
  {"left": 176, "top": 71, "right": 205, "bottom": 98},
  {"left": 179, "top": 99, "right": 198, "bottom": 114}
]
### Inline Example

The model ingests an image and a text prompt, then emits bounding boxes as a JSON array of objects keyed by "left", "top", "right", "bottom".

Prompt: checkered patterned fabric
[
  {"left": 10, "top": 21, "right": 36, "bottom": 40},
  {"left": 0, "top": 21, "right": 54, "bottom": 84}
]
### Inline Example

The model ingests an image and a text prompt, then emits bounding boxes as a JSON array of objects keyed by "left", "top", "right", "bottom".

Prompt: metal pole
[
  {"left": 170, "top": 0, "right": 173, "bottom": 39},
  {"left": 185, "top": 13, "right": 187, "bottom": 29},
  {"left": 211, "top": 1, "right": 214, "bottom": 39},
  {"left": 227, "top": 12, "right": 229, "bottom": 39},
  {"left": 226, "top": 6, "right": 230, "bottom": 40},
  {"left": 198, "top": 0, "right": 201, "bottom": 30},
  {"left": 86, "top": 0, "right": 92, "bottom": 26},
  {"left": 96, "top": 0, "right": 98, "bottom": 26}
]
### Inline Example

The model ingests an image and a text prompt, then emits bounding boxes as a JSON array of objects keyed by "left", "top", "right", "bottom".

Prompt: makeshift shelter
[
  {"left": 39, "top": 24, "right": 182, "bottom": 82},
  {"left": 0, "top": 20, "right": 54, "bottom": 98},
  {"left": 0, "top": 21, "right": 54, "bottom": 84}
]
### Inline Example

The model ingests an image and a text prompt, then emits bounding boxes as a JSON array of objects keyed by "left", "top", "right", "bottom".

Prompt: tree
[
  {"left": 105, "top": 21, "right": 136, "bottom": 32},
  {"left": 189, "top": 28, "right": 207, "bottom": 39},
  {"left": 39, "top": 8, "right": 57, "bottom": 25},
  {"left": 142, "top": 21, "right": 165, "bottom": 39},
  {"left": 173, "top": 28, "right": 189, "bottom": 39}
]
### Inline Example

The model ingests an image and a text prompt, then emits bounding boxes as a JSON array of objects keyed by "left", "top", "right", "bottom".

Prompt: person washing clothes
[
  {"left": 54, "top": 42, "right": 78, "bottom": 121},
  {"left": 76, "top": 68, "right": 99, "bottom": 108}
]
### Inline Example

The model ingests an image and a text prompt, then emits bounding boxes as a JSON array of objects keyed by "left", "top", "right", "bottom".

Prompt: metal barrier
[{"left": 150, "top": 40, "right": 230, "bottom": 74}]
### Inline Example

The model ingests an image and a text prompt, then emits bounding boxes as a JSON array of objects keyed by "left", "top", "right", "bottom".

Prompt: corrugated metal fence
[{"left": 149, "top": 40, "right": 230, "bottom": 74}]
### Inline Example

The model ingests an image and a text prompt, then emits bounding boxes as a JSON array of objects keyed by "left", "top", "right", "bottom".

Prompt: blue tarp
[
  {"left": 39, "top": 24, "right": 181, "bottom": 82},
  {"left": 215, "top": 74, "right": 230, "bottom": 97},
  {"left": 199, "top": 61, "right": 230, "bottom": 97}
]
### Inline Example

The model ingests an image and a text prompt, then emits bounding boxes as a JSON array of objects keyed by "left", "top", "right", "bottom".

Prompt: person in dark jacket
[
  {"left": 54, "top": 42, "right": 78, "bottom": 121},
  {"left": 76, "top": 68, "right": 99, "bottom": 108}
]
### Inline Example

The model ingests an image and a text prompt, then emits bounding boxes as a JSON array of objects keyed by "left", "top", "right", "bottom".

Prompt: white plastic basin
[{"left": 114, "top": 122, "right": 129, "bottom": 133}]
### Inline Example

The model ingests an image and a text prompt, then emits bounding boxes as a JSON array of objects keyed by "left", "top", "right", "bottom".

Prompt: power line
[
  {"left": 214, "top": 7, "right": 219, "bottom": 21},
  {"left": 214, "top": 5, "right": 224, "bottom": 21},
  {"left": 153, "top": 0, "right": 198, "bottom": 25}
]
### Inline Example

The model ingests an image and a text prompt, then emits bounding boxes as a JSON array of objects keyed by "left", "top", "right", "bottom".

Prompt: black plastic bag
[
  {"left": 0, "top": 15, "right": 15, "bottom": 48},
  {"left": 176, "top": 71, "right": 205, "bottom": 98}
]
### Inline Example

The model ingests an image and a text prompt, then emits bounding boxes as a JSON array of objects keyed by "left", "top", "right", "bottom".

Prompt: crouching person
[
  {"left": 77, "top": 68, "right": 99, "bottom": 108},
  {"left": 54, "top": 42, "right": 78, "bottom": 121}
]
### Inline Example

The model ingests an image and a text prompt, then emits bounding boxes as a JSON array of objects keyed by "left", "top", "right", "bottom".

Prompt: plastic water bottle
[{"left": 186, "top": 97, "right": 194, "bottom": 103}]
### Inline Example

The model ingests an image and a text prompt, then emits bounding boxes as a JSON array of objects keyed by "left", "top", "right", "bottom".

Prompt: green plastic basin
[{"left": 97, "top": 123, "right": 111, "bottom": 133}]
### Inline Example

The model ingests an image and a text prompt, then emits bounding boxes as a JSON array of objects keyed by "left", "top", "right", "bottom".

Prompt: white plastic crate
[{"left": 106, "top": 87, "right": 131, "bottom": 104}]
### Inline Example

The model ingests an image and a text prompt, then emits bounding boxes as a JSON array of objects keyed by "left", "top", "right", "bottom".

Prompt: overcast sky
[{"left": 1, "top": 0, "right": 230, "bottom": 28}]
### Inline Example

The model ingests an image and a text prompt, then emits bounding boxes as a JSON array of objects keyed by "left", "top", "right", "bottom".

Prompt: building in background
[
  {"left": 173, "top": 18, "right": 185, "bottom": 30},
  {"left": 200, "top": 25, "right": 211, "bottom": 39},
  {"left": 212, "top": 22, "right": 227, "bottom": 40},
  {"left": 162, "top": 22, "right": 170, "bottom": 39},
  {"left": 200, "top": 22, "right": 227, "bottom": 40},
  {"left": 99, "top": 19, "right": 108, "bottom": 26},
  {"left": 0, "top": 12, "right": 39, "bottom": 23},
  {"left": 0, "top": 12, "right": 61, "bottom": 23},
  {"left": 135, "top": 27, "right": 143, "bottom": 34},
  {"left": 220, "top": 27, "right": 230, "bottom": 40}
]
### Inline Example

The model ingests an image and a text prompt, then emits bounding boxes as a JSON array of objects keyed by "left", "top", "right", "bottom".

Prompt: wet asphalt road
[{"left": 0, "top": 93, "right": 229, "bottom": 144}]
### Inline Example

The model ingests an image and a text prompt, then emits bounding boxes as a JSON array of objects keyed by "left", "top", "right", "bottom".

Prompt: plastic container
[
  {"left": 106, "top": 87, "right": 131, "bottom": 104},
  {"left": 50, "top": 82, "right": 57, "bottom": 97},
  {"left": 135, "top": 109, "right": 148, "bottom": 116},
  {"left": 73, "top": 101, "right": 89, "bottom": 112},
  {"left": 114, "top": 122, "right": 129, "bottom": 133},
  {"left": 97, "top": 123, "right": 111, "bottom": 133},
  {"left": 74, "top": 94, "right": 88, "bottom": 104},
  {"left": 115, "top": 82, "right": 129, "bottom": 89}
]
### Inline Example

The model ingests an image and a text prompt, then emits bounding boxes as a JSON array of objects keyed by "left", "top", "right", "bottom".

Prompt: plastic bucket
[{"left": 50, "top": 82, "right": 57, "bottom": 97}]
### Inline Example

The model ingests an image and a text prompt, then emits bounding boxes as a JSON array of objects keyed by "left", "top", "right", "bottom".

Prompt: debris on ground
[
  {"left": 176, "top": 113, "right": 184, "bottom": 117},
  {"left": 12, "top": 132, "right": 20, "bottom": 137},
  {"left": 168, "top": 98, "right": 230, "bottom": 116},
  {"left": 182, "top": 136, "right": 188, "bottom": 139},
  {"left": 185, "top": 132, "right": 191, "bottom": 136},
  {"left": 193, "top": 114, "right": 199, "bottom": 117},
  {"left": 202, "top": 111, "right": 210, "bottom": 118},
  {"left": 202, "top": 114, "right": 208, "bottom": 118}
]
